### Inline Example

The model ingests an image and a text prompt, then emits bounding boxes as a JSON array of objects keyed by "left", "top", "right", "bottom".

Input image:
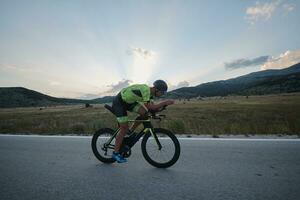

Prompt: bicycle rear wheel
[
  {"left": 141, "top": 128, "right": 180, "bottom": 168},
  {"left": 91, "top": 128, "right": 116, "bottom": 163}
]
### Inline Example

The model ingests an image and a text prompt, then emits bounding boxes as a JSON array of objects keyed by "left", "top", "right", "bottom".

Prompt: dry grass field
[{"left": 1, "top": 93, "right": 300, "bottom": 136}]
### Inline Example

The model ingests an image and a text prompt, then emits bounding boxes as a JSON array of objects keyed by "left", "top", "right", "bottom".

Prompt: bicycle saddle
[{"left": 104, "top": 104, "right": 114, "bottom": 114}]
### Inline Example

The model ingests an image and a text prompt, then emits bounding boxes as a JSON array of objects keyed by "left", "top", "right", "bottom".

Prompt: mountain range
[
  {"left": 0, "top": 62, "right": 299, "bottom": 108},
  {"left": 164, "top": 62, "right": 300, "bottom": 99},
  {"left": 0, "top": 88, "right": 114, "bottom": 108}
]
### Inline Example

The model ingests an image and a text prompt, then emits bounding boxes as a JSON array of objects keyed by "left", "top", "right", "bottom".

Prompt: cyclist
[{"left": 111, "top": 80, "right": 174, "bottom": 163}]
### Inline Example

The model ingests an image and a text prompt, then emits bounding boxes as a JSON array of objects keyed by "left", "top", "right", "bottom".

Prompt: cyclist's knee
[{"left": 137, "top": 106, "right": 147, "bottom": 116}]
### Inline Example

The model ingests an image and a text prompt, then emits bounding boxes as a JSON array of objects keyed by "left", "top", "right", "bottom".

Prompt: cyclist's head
[{"left": 153, "top": 80, "right": 168, "bottom": 97}]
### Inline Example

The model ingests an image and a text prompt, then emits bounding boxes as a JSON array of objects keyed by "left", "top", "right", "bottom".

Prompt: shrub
[
  {"left": 70, "top": 123, "right": 85, "bottom": 134},
  {"left": 167, "top": 119, "right": 185, "bottom": 134}
]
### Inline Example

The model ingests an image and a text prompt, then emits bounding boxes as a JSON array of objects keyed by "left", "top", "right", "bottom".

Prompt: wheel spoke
[
  {"left": 92, "top": 129, "right": 117, "bottom": 161},
  {"left": 145, "top": 132, "right": 177, "bottom": 164}
]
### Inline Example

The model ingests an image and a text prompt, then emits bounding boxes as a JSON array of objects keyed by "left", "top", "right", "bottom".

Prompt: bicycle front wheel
[{"left": 141, "top": 128, "right": 180, "bottom": 168}]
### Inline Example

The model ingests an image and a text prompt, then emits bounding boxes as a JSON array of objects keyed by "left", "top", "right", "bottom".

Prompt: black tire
[
  {"left": 91, "top": 128, "right": 116, "bottom": 163},
  {"left": 141, "top": 128, "right": 180, "bottom": 168}
]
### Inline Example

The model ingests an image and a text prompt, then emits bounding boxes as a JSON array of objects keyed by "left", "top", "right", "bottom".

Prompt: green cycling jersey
[{"left": 120, "top": 84, "right": 152, "bottom": 104}]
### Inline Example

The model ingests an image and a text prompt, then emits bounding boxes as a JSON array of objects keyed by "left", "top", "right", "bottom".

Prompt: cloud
[
  {"left": 245, "top": 1, "right": 295, "bottom": 24},
  {"left": 224, "top": 56, "right": 270, "bottom": 70},
  {"left": 282, "top": 3, "right": 295, "bottom": 13},
  {"left": 105, "top": 79, "right": 133, "bottom": 94},
  {"left": 177, "top": 81, "right": 190, "bottom": 88},
  {"left": 127, "top": 47, "right": 156, "bottom": 60},
  {"left": 80, "top": 79, "right": 188, "bottom": 98},
  {"left": 169, "top": 80, "right": 190, "bottom": 91},
  {"left": 126, "top": 46, "right": 158, "bottom": 83},
  {"left": 261, "top": 50, "right": 300, "bottom": 70},
  {"left": 49, "top": 81, "right": 61, "bottom": 86},
  {"left": 79, "top": 79, "right": 133, "bottom": 98},
  {"left": 246, "top": 1, "right": 279, "bottom": 24},
  {"left": 225, "top": 50, "right": 300, "bottom": 71}
]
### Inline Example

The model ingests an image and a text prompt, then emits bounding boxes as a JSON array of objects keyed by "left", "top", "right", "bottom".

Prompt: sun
[{"left": 128, "top": 47, "right": 158, "bottom": 84}]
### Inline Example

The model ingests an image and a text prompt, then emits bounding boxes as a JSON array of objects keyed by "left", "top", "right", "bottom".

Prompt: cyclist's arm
[{"left": 145, "top": 100, "right": 174, "bottom": 111}]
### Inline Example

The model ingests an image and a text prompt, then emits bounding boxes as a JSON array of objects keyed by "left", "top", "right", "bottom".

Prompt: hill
[
  {"left": 166, "top": 62, "right": 300, "bottom": 99},
  {"left": 0, "top": 87, "right": 113, "bottom": 108},
  {"left": 1, "top": 62, "right": 300, "bottom": 107}
]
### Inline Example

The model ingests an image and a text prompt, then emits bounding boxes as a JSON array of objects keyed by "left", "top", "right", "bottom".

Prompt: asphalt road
[{"left": 0, "top": 135, "right": 300, "bottom": 200}]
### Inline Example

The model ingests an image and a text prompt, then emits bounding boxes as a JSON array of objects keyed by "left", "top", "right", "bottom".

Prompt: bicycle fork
[{"left": 147, "top": 128, "right": 162, "bottom": 150}]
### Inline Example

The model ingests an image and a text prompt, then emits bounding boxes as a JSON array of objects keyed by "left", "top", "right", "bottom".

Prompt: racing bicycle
[{"left": 91, "top": 104, "right": 180, "bottom": 168}]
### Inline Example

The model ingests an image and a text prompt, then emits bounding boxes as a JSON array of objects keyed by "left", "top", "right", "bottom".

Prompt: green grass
[{"left": 1, "top": 93, "right": 300, "bottom": 135}]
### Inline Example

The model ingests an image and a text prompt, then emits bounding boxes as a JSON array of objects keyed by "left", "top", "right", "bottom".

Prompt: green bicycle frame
[{"left": 105, "top": 118, "right": 162, "bottom": 150}]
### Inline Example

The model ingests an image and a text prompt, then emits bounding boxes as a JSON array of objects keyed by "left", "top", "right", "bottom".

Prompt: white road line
[
  {"left": 0, "top": 134, "right": 92, "bottom": 139},
  {"left": 0, "top": 134, "right": 299, "bottom": 141},
  {"left": 177, "top": 138, "right": 300, "bottom": 141}
]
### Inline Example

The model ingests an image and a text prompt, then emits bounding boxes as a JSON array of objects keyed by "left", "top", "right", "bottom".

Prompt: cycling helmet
[{"left": 153, "top": 80, "right": 168, "bottom": 93}]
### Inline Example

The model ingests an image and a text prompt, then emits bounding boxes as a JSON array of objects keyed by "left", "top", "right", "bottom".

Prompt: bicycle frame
[{"left": 105, "top": 118, "right": 162, "bottom": 150}]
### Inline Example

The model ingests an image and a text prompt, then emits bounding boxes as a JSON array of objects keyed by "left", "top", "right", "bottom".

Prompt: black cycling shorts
[{"left": 112, "top": 93, "right": 142, "bottom": 123}]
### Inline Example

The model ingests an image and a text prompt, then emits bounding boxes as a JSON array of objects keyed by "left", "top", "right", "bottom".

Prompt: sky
[{"left": 0, "top": 0, "right": 300, "bottom": 99}]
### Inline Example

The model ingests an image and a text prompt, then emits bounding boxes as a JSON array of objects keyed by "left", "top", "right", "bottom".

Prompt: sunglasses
[{"left": 156, "top": 89, "right": 166, "bottom": 95}]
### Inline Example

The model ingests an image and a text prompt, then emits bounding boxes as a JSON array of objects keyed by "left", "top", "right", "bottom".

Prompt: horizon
[
  {"left": 2, "top": 61, "right": 299, "bottom": 100},
  {"left": 1, "top": 0, "right": 300, "bottom": 99}
]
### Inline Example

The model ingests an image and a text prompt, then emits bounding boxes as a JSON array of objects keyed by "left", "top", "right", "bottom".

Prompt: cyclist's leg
[
  {"left": 112, "top": 94, "right": 130, "bottom": 153},
  {"left": 114, "top": 122, "right": 128, "bottom": 153},
  {"left": 130, "top": 102, "right": 148, "bottom": 132}
]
